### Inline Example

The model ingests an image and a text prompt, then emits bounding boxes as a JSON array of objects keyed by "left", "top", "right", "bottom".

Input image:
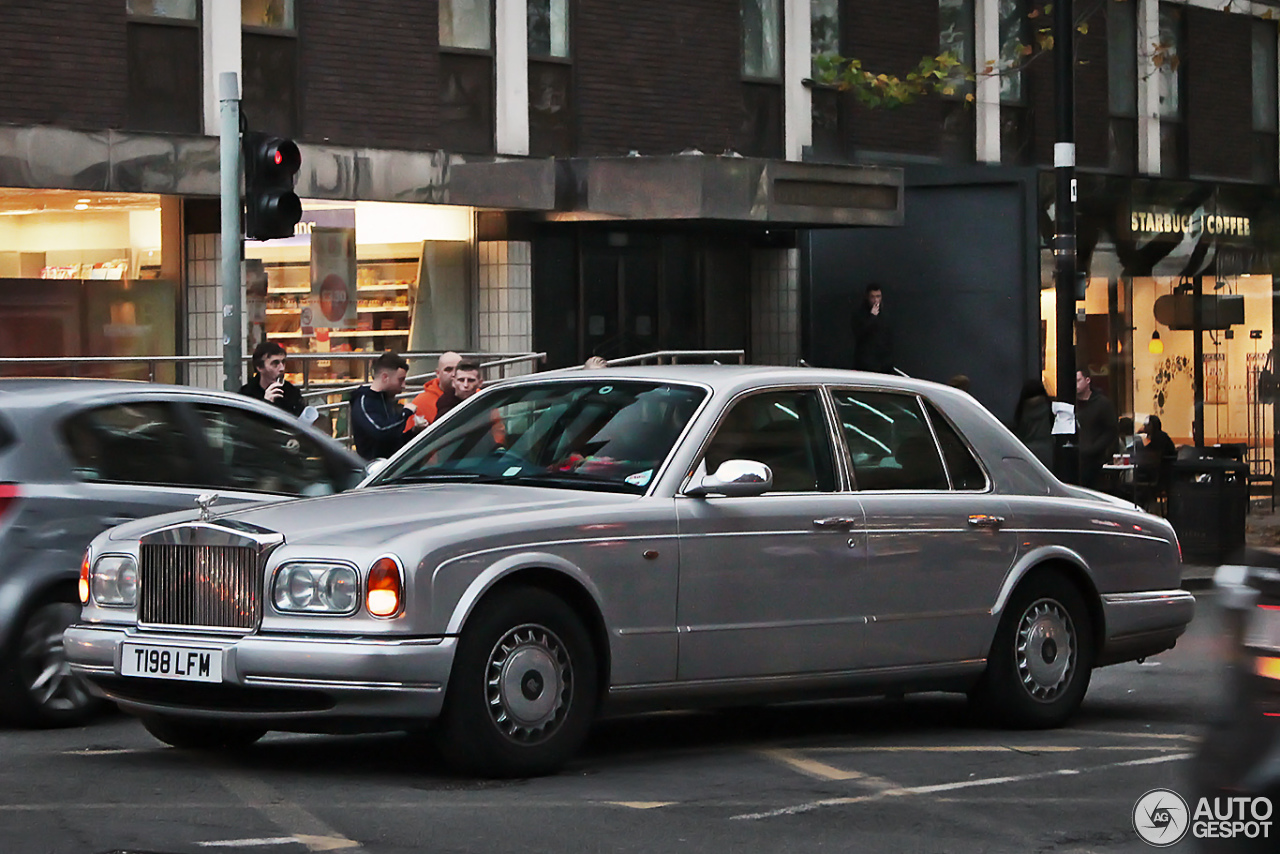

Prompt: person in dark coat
[
  {"left": 239, "top": 341, "right": 305, "bottom": 417},
  {"left": 1013, "top": 379, "right": 1054, "bottom": 468},
  {"left": 1135, "top": 414, "right": 1178, "bottom": 502},
  {"left": 1075, "top": 368, "right": 1118, "bottom": 491},
  {"left": 350, "top": 351, "right": 415, "bottom": 460},
  {"left": 851, "top": 283, "right": 894, "bottom": 373}
]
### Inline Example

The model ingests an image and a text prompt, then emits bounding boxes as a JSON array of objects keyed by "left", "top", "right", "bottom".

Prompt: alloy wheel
[
  {"left": 18, "top": 601, "right": 93, "bottom": 715},
  {"left": 1015, "top": 598, "right": 1077, "bottom": 701},
  {"left": 484, "top": 623, "right": 573, "bottom": 744}
]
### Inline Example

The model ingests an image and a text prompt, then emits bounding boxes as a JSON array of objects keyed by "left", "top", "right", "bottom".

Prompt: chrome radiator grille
[{"left": 140, "top": 544, "right": 261, "bottom": 630}]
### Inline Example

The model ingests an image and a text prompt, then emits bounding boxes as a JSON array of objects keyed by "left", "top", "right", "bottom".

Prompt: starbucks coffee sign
[{"left": 1130, "top": 209, "right": 1252, "bottom": 237}]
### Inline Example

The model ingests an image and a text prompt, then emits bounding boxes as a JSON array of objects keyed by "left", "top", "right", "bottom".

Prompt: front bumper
[
  {"left": 65, "top": 623, "right": 457, "bottom": 729},
  {"left": 1096, "top": 589, "right": 1197, "bottom": 666}
]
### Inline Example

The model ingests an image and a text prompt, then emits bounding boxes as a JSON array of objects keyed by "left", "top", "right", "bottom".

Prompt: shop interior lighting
[
  {"left": 73, "top": 203, "right": 88, "bottom": 210},
  {"left": 1149, "top": 330, "right": 1164, "bottom": 355}
]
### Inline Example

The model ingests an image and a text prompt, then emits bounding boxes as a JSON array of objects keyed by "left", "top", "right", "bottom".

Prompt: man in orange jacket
[{"left": 406, "top": 351, "right": 461, "bottom": 431}]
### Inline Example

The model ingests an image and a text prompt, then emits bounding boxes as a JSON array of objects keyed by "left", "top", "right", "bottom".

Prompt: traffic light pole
[
  {"left": 219, "top": 71, "right": 244, "bottom": 393},
  {"left": 1052, "top": 0, "right": 1078, "bottom": 482}
]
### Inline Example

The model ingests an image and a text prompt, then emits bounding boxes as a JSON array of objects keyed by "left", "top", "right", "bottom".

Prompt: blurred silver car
[
  {"left": 66, "top": 367, "right": 1194, "bottom": 776},
  {"left": 0, "top": 379, "right": 365, "bottom": 727}
]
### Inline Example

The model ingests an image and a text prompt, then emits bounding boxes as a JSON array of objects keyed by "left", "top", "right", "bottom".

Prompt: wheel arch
[
  {"left": 992, "top": 547, "right": 1105, "bottom": 651},
  {"left": 444, "top": 554, "right": 612, "bottom": 701}
]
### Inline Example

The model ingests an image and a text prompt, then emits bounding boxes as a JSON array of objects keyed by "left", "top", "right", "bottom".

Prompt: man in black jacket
[
  {"left": 851, "top": 283, "right": 894, "bottom": 373},
  {"left": 350, "top": 351, "right": 416, "bottom": 460},
  {"left": 239, "top": 341, "right": 305, "bottom": 417},
  {"left": 1076, "top": 368, "right": 1118, "bottom": 490}
]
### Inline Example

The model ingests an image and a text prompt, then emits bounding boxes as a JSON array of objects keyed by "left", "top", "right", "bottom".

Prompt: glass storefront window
[
  {"left": 528, "top": 0, "right": 569, "bottom": 58},
  {"left": 742, "top": 0, "right": 781, "bottom": 79},
  {"left": 440, "top": 0, "right": 493, "bottom": 50},
  {"left": 126, "top": 0, "right": 196, "bottom": 19},
  {"left": 243, "top": 0, "right": 295, "bottom": 30},
  {"left": 0, "top": 189, "right": 178, "bottom": 380}
]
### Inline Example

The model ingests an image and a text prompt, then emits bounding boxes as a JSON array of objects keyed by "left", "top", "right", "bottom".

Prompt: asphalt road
[{"left": 1, "top": 592, "right": 1230, "bottom": 854}]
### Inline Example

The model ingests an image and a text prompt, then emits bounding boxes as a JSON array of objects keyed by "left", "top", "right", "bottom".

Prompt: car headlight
[
  {"left": 272, "top": 562, "right": 360, "bottom": 614},
  {"left": 91, "top": 555, "right": 138, "bottom": 607}
]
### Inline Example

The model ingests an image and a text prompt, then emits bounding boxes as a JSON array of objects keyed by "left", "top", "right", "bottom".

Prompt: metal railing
[
  {"left": 589, "top": 350, "right": 746, "bottom": 366},
  {"left": 0, "top": 350, "right": 546, "bottom": 395}
]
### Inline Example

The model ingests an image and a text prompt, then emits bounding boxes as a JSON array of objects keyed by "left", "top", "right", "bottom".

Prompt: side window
[
  {"left": 195, "top": 404, "right": 337, "bottom": 496},
  {"left": 832, "top": 389, "right": 948, "bottom": 491},
  {"left": 703, "top": 390, "right": 836, "bottom": 492},
  {"left": 62, "top": 402, "right": 200, "bottom": 486},
  {"left": 926, "top": 402, "right": 988, "bottom": 490}
]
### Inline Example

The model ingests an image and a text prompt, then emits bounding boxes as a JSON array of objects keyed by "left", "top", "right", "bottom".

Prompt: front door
[
  {"left": 676, "top": 388, "right": 868, "bottom": 680},
  {"left": 581, "top": 235, "right": 661, "bottom": 360}
]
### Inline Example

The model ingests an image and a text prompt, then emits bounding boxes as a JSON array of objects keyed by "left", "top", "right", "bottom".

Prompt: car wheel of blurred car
[
  {"left": 972, "top": 572, "right": 1094, "bottom": 728},
  {"left": 139, "top": 714, "right": 266, "bottom": 750},
  {"left": 0, "top": 598, "right": 106, "bottom": 728},
  {"left": 435, "top": 585, "right": 598, "bottom": 778}
]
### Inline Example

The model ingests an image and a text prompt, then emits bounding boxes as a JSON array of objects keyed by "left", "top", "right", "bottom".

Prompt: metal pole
[
  {"left": 1053, "top": 0, "right": 1078, "bottom": 482},
  {"left": 219, "top": 71, "right": 243, "bottom": 393},
  {"left": 1193, "top": 275, "right": 1205, "bottom": 447}
]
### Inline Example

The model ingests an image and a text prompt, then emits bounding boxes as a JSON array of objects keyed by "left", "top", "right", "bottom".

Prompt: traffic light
[{"left": 243, "top": 131, "right": 302, "bottom": 240}]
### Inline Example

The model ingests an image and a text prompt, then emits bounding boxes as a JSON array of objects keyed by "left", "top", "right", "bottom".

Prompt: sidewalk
[{"left": 1179, "top": 501, "right": 1280, "bottom": 590}]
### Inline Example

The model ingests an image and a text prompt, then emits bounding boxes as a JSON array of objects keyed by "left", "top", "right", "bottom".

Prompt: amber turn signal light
[
  {"left": 367, "top": 557, "right": 403, "bottom": 618},
  {"left": 78, "top": 551, "right": 90, "bottom": 604}
]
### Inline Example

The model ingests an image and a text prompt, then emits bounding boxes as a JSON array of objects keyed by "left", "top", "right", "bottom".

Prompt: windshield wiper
[{"left": 378, "top": 471, "right": 496, "bottom": 485}]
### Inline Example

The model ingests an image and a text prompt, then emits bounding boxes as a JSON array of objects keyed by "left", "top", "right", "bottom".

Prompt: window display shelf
[{"left": 328, "top": 329, "right": 410, "bottom": 338}]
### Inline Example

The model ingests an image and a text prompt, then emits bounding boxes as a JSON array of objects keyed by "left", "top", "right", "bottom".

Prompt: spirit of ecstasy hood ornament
[{"left": 195, "top": 493, "right": 220, "bottom": 522}]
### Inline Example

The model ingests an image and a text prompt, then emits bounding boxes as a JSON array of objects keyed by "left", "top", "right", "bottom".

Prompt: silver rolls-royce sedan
[{"left": 66, "top": 366, "right": 1195, "bottom": 777}]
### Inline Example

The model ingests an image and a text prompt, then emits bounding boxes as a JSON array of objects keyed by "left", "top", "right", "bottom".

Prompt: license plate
[
  {"left": 1244, "top": 607, "right": 1280, "bottom": 653},
  {"left": 120, "top": 643, "right": 222, "bottom": 683}
]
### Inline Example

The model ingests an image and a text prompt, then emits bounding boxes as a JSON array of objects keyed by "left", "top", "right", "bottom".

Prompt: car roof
[
  {"left": 507, "top": 364, "right": 962, "bottom": 399},
  {"left": 0, "top": 377, "right": 251, "bottom": 409}
]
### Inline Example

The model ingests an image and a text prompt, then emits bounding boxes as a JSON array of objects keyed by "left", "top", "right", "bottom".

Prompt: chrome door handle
[
  {"left": 968, "top": 514, "right": 1005, "bottom": 530},
  {"left": 813, "top": 517, "right": 856, "bottom": 530}
]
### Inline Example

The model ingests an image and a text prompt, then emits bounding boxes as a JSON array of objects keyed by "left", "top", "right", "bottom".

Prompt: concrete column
[
  {"left": 974, "top": 0, "right": 1001, "bottom": 163},
  {"left": 1137, "top": 0, "right": 1161, "bottom": 175},
  {"left": 203, "top": 0, "right": 241, "bottom": 136},
  {"left": 783, "top": 0, "right": 813, "bottom": 161},
  {"left": 495, "top": 0, "right": 530, "bottom": 156}
]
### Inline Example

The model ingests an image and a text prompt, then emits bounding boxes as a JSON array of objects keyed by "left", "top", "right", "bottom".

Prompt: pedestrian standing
[
  {"left": 1013, "top": 379, "right": 1054, "bottom": 468},
  {"left": 350, "top": 351, "right": 416, "bottom": 461},
  {"left": 239, "top": 341, "right": 305, "bottom": 417},
  {"left": 851, "top": 283, "right": 894, "bottom": 373},
  {"left": 1075, "top": 368, "right": 1118, "bottom": 491},
  {"left": 406, "top": 351, "right": 462, "bottom": 431}
]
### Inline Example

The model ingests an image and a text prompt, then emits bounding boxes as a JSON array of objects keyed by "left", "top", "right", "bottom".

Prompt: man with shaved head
[{"left": 407, "top": 350, "right": 462, "bottom": 429}]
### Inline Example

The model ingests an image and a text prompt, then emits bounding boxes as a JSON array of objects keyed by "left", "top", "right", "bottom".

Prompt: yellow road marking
[
  {"left": 212, "top": 768, "right": 361, "bottom": 852},
  {"left": 760, "top": 748, "right": 897, "bottom": 788}
]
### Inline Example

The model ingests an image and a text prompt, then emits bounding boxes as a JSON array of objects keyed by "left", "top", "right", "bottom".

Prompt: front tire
[
  {"left": 435, "top": 586, "right": 598, "bottom": 777},
  {"left": 972, "top": 573, "right": 1094, "bottom": 728},
  {"left": 140, "top": 715, "right": 266, "bottom": 750},
  {"left": 0, "top": 599, "right": 106, "bottom": 728}
]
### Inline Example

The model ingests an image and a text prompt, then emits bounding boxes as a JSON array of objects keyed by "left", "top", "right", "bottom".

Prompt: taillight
[
  {"left": 366, "top": 557, "right": 403, "bottom": 618},
  {"left": 79, "top": 550, "right": 91, "bottom": 604},
  {"left": 0, "top": 483, "right": 18, "bottom": 522}
]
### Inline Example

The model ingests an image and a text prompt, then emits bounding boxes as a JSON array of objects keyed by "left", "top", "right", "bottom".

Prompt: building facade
[{"left": 2, "top": 0, "right": 1279, "bottom": 470}]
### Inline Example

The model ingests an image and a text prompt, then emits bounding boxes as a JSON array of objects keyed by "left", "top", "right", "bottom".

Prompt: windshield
[{"left": 372, "top": 380, "right": 707, "bottom": 494}]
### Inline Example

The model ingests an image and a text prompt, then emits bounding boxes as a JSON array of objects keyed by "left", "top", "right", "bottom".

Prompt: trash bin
[{"left": 1167, "top": 455, "right": 1249, "bottom": 565}]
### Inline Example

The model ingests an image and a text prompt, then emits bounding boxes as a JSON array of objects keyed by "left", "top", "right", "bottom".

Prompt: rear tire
[
  {"left": 972, "top": 573, "right": 1094, "bottom": 728},
  {"left": 140, "top": 714, "right": 266, "bottom": 750},
  {"left": 0, "top": 599, "right": 106, "bottom": 728},
  {"left": 435, "top": 586, "right": 598, "bottom": 777}
]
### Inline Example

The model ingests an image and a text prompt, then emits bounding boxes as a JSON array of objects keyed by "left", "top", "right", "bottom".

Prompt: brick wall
[
  {"left": 0, "top": 1, "right": 126, "bottom": 129},
  {"left": 845, "top": 0, "right": 941, "bottom": 158},
  {"left": 1027, "top": 0, "right": 1109, "bottom": 169},
  {"left": 1185, "top": 6, "right": 1252, "bottom": 180},
  {"left": 298, "top": 1, "right": 440, "bottom": 150},
  {"left": 574, "top": 0, "right": 742, "bottom": 156}
]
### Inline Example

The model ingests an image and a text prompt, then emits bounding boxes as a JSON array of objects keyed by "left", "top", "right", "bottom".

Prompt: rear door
[{"left": 831, "top": 388, "right": 1016, "bottom": 667}]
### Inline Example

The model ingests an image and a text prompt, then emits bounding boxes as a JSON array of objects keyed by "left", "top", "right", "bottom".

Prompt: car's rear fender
[
  {"left": 991, "top": 546, "right": 1106, "bottom": 646},
  {"left": 0, "top": 549, "right": 81, "bottom": 659}
]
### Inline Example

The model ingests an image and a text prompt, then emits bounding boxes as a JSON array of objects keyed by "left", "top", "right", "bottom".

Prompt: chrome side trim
[
  {"left": 609, "top": 658, "right": 988, "bottom": 692},
  {"left": 1101, "top": 590, "right": 1196, "bottom": 606},
  {"left": 242, "top": 675, "right": 444, "bottom": 692}
]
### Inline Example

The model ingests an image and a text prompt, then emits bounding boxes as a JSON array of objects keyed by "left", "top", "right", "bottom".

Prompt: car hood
[{"left": 113, "top": 483, "right": 641, "bottom": 547}]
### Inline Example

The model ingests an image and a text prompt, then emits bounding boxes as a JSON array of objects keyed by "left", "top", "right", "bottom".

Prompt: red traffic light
[{"left": 242, "top": 131, "right": 302, "bottom": 240}]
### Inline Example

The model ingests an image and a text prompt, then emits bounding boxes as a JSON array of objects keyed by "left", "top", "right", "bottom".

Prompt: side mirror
[{"left": 686, "top": 460, "right": 773, "bottom": 498}]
